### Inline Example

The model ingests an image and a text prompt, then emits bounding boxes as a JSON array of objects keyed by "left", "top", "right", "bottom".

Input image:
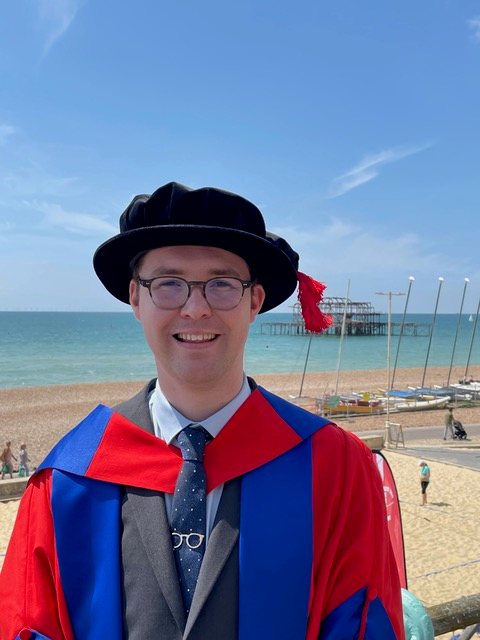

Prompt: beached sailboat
[
  {"left": 326, "top": 403, "right": 383, "bottom": 415},
  {"left": 451, "top": 381, "right": 480, "bottom": 401},
  {"left": 394, "top": 396, "right": 450, "bottom": 412},
  {"left": 325, "top": 393, "right": 384, "bottom": 415},
  {"left": 375, "top": 387, "right": 452, "bottom": 411}
]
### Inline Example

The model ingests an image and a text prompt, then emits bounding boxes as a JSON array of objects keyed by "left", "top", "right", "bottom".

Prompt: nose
[{"left": 179, "top": 284, "right": 213, "bottom": 319}]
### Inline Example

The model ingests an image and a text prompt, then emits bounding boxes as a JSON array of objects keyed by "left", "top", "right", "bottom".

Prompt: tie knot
[{"left": 177, "top": 425, "right": 209, "bottom": 462}]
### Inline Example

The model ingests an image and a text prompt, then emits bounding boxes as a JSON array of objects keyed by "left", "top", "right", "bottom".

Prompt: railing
[{"left": 427, "top": 593, "right": 480, "bottom": 637}]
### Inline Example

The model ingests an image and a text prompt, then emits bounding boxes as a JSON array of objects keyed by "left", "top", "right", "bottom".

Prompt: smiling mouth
[{"left": 174, "top": 333, "right": 217, "bottom": 342}]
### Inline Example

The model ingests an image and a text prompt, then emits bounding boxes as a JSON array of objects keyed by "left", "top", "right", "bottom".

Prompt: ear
[
  {"left": 129, "top": 279, "right": 141, "bottom": 320},
  {"left": 250, "top": 283, "right": 266, "bottom": 322}
]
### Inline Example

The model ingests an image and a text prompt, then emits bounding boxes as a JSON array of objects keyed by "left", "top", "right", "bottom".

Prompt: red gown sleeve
[
  {"left": 307, "top": 426, "right": 405, "bottom": 640},
  {"left": 0, "top": 471, "right": 74, "bottom": 640}
]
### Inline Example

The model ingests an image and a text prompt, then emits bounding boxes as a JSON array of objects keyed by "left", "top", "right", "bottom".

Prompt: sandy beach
[{"left": 1, "top": 365, "right": 479, "bottom": 637}]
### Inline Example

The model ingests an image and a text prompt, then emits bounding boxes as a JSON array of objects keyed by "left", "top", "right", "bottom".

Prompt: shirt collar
[{"left": 149, "top": 376, "right": 252, "bottom": 444}]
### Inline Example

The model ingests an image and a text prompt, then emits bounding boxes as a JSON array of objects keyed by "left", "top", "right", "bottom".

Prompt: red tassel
[{"left": 297, "top": 271, "right": 333, "bottom": 333}]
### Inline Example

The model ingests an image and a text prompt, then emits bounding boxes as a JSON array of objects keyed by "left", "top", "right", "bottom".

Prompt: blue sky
[{"left": 1, "top": 0, "right": 479, "bottom": 315}]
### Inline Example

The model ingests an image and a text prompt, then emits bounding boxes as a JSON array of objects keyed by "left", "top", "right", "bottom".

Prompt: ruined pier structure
[{"left": 261, "top": 298, "right": 430, "bottom": 337}]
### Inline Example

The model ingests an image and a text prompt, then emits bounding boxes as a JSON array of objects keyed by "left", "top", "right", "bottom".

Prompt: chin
[{"left": 175, "top": 365, "right": 223, "bottom": 386}]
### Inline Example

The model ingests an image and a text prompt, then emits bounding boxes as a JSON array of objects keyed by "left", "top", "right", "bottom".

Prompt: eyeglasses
[{"left": 137, "top": 276, "right": 256, "bottom": 310}]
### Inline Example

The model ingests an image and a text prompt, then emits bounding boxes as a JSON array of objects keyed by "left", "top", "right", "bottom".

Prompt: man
[
  {"left": 0, "top": 441, "right": 16, "bottom": 480},
  {"left": 443, "top": 407, "right": 455, "bottom": 440},
  {"left": 0, "top": 182, "right": 405, "bottom": 639}
]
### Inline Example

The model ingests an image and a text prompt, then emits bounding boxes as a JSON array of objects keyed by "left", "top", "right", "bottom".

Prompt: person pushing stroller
[{"left": 443, "top": 407, "right": 468, "bottom": 440}]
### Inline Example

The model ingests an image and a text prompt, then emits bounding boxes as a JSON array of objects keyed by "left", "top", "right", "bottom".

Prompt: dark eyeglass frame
[{"left": 137, "top": 275, "right": 256, "bottom": 310}]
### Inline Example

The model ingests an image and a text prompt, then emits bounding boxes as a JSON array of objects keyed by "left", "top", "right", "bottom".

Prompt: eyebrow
[{"left": 144, "top": 266, "right": 247, "bottom": 279}]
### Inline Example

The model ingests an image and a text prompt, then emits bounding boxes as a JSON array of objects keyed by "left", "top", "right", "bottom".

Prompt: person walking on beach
[
  {"left": 418, "top": 460, "right": 430, "bottom": 506},
  {"left": 18, "top": 443, "right": 30, "bottom": 477},
  {"left": 443, "top": 407, "right": 455, "bottom": 440},
  {"left": 0, "top": 441, "right": 17, "bottom": 480},
  {"left": 0, "top": 182, "right": 405, "bottom": 639}
]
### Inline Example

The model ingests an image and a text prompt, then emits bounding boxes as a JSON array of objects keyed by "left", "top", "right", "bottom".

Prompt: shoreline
[{"left": 0, "top": 363, "right": 476, "bottom": 394}]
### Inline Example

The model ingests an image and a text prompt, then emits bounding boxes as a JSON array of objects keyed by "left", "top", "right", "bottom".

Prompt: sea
[{"left": 0, "top": 311, "right": 479, "bottom": 389}]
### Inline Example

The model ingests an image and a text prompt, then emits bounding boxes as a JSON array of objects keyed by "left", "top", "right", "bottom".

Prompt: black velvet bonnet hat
[{"left": 93, "top": 182, "right": 332, "bottom": 329}]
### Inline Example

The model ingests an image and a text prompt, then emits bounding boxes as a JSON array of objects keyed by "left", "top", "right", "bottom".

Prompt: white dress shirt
[{"left": 149, "top": 376, "right": 251, "bottom": 542}]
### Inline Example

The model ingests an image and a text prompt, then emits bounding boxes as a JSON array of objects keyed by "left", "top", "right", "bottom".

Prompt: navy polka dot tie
[{"left": 171, "top": 425, "right": 209, "bottom": 614}]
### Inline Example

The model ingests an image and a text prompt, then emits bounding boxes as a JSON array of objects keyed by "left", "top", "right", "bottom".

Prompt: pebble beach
[
  {"left": 1, "top": 364, "right": 479, "bottom": 465},
  {"left": 1, "top": 364, "right": 479, "bottom": 638}
]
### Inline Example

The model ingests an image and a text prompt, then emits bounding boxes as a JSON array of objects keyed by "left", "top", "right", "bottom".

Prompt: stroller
[{"left": 453, "top": 420, "right": 468, "bottom": 440}]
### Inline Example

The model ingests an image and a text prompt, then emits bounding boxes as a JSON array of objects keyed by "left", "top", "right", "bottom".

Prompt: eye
[
  {"left": 150, "top": 277, "right": 184, "bottom": 292},
  {"left": 157, "top": 278, "right": 183, "bottom": 288},
  {"left": 209, "top": 278, "right": 236, "bottom": 290}
]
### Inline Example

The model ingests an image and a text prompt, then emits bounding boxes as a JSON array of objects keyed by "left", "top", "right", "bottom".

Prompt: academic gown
[{"left": 0, "top": 381, "right": 405, "bottom": 640}]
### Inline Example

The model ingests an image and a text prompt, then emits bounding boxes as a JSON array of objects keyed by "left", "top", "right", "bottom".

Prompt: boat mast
[
  {"left": 447, "top": 277, "right": 470, "bottom": 386},
  {"left": 464, "top": 294, "right": 480, "bottom": 381},
  {"left": 391, "top": 276, "right": 415, "bottom": 390},
  {"left": 334, "top": 280, "right": 350, "bottom": 395},
  {"left": 421, "top": 277, "right": 444, "bottom": 388}
]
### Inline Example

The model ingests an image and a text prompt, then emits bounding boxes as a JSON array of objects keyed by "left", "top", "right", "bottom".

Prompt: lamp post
[
  {"left": 447, "top": 278, "right": 469, "bottom": 386},
  {"left": 421, "top": 277, "right": 444, "bottom": 389},
  {"left": 376, "top": 290, "right": 405, "bottom": 444}
]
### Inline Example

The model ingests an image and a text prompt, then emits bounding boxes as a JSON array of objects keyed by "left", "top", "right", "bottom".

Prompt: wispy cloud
[
  {"left": 328, "top": 144, "right": 431, "bottom": 198},
  {"left": 275, "top": 217, "right": 455, "bottom": 282},
  {"left": 32, "top": 201, "right": 118, "bottom": 236},
  {"left": 468, "top": 16, "right": 480, "bottom": 42},
  {"left": 0, "top": 125, "right": 17, "bottom": 146},
  {"left": 38, "top": 0, "right": 84, "bottom": 58},
  {"left": 0, "top": 165, "right": 80, "bottom": 198}
]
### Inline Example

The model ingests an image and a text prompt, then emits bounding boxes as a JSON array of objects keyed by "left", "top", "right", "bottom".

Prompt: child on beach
[
  {"left": 18, "top": 443, "right": 30, "bottom": 477},
  {"left": 418, "top": 460, "right": 430, "bottom": 506}
]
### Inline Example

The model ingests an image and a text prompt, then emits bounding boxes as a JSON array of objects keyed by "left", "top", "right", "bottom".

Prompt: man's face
[{"left": 129, "top": 245, "right": 265, "bottom": 392}]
